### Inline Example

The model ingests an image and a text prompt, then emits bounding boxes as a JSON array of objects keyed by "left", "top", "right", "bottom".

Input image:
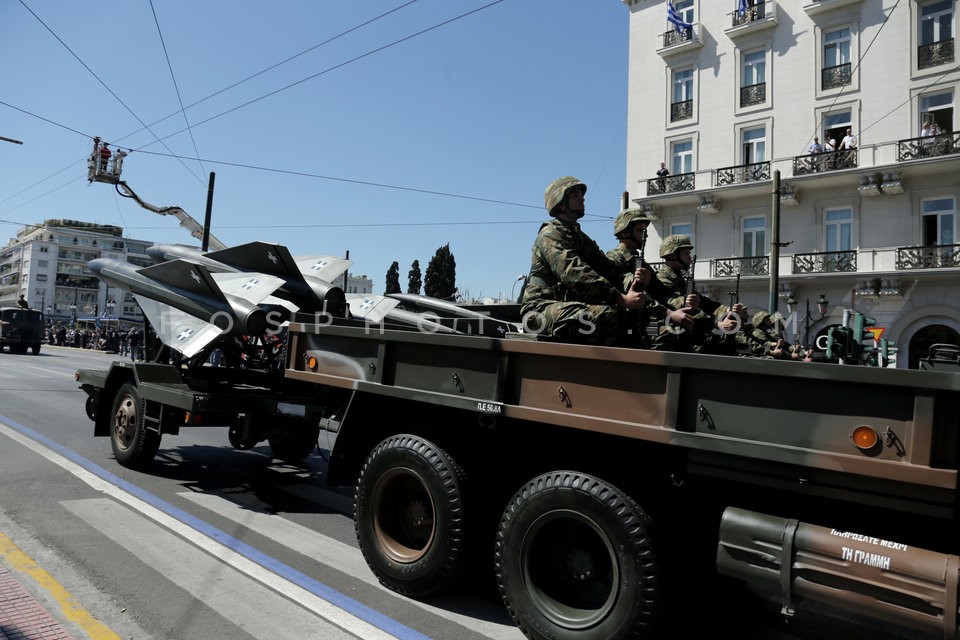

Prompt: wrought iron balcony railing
[
  {"left": 712, "top": 256, "right": 769, "bottom": 277},
  {"left": 897, "top": 132, "right": 960, "bottom": 161},
  {"left": 740, "top": 82, "right": 765, "bottom": 107},
  {"left": 646, "top": 171, "right": 695, "bottom": 195},
  {"left": 792, "top": 250, "right": 856, "bottom": 274},
  {"left": 662, "top": 28, "right": 694, "bottom": 48},
  {"left": 918, "top": 38, "right": 954, "bottom": 69},
  {"left": 731, "top": 1, "right": 766, "bottom": 27},
  {"left": 715, "top": 160, "right": 770, "bottom": 186},
  {"left": 792, "top": 148, "right": 858, "bottom": 175},
  {"left": 670, "top": 100, "right": 693, "bottom": 122},
  {"left": 896, "top": 243, "right": 960, "bottom": 270},
  {"left": 821, "top": 62, "right": 851, "bottom": 90}
]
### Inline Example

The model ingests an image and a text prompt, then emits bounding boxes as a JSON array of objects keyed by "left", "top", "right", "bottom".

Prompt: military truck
[
  {"left": 76, "top": 296, "right": 960, "bottom": 639},
  {"left": 0, "top": 307, "right": 43, "bottom": 354}
]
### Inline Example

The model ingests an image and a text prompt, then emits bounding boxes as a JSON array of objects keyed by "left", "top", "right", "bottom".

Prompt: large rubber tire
[
  {"left": 268, "top": 421, "right": 320, "bottom": 463},
  {"left": 110, "top": 383, "right": 161, "bottom": 469},
  {"left": 354, "top": 434, "right": 466, "bottom": 598},
  {"left": 30, "top": 343, "right": 40, "bottom": 355},
  {"left": 496, "top": 472, "right": 659, "bottom": 640}
]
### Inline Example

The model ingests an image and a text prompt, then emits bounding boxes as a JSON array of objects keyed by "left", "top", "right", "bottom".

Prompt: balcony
[
  {"left": 713, "top": 256, "right": 769, "bottom": 277},
  {"left": 657, "top": 26, "right": 703, "bottom": 58},
  {"left": 918, "top": 38, "right": 954, "bottom": 70},
  {"left": 715, "top": 161, "right": 770, "bottom": 186},
  {"left": 670, "top": 100, "right": 693, "bottom": 122},
  {"left": 739, "top": 82, "right": 765, "bottom": 108},
  {"left": 896, "top": 243, "right": 960, "bottom": 270},
  {"left": 792, "top": 148, "right": 858, "bottom": 175},
  {"left": 821, "top": 62, "right": 851, "bottom": 90},
  {"left": 792, "top": 250, "right": 857, "bottom": 274},
  {"left": 802, "top": 0, "right": 863, "bottom": 17},
  {"left": 725, "top": 1, "right": 777, "bottom": 37},
  {"left": 897, "top": 132, "right": 960, "bottom": 161},
  {"left": 646, "top": 172, "right": 695, "bottom": 195}
]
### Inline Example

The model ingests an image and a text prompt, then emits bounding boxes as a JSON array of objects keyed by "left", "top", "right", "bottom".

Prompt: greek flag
[
  {"left": 737, "top": 0, "right": 750, "bottom": 17},
  {"left": 667, "top": 1, "right": 692, "bottom": 33}
]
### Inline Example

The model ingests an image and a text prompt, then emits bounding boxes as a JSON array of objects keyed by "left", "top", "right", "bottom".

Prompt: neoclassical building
[{"left": 623, "top": 0, "right": 958, "bottom": 367}]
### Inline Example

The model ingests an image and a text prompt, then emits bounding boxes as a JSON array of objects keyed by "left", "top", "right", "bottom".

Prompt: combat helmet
[
  {"left": 613, "top": 208, "right": 651, "bottom": 236},
  {"left": 752, "top": 310, "right": 770, "bottom": 327},
  {"left": 544, "top": 176, "right": 587, "bottom": 215},
  {"left": 659, "top": 234, "right": 694, "bottom": 258}
]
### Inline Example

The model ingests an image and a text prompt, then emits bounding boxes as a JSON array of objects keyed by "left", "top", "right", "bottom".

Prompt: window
[
  {"left": 671, "top": 68, "right": 694, "bottom": 122},
  {"left": 671, "top": 140, "right": 693, "bottom": 175},
  {"left": 674, "top": 0, "right": 694, "bottom": 25},
  {"left": 670, "top": 223, "right": 693, "bottom": 243},
  {"left": 920, "top": 90, "right": 954, "bottom": 134},
  {"left": 741, "top": 49, "right": 766, "bottom": 107},
  {"left": 742, "top": 216, "right": 766, "bottom": 256},
  {"left": 823, "top": 109, "right": 852, "bottom": 149},
  {"left": 919, "top": 0, "right": 955, "bottom": 68},
  {"left": 922, "top": 196, "right": 956, "bottom": 246},
  {"left": 742, "top": 126, "right": 766, "bottom": 164},
  {"left": 36, "top": 274, "right": 47, "bottom": 282},
  {"left": 38, "top": 260, "right": 48, "bottom": 268},
  {"left": 822, "top": 28, "right": 851, "bottom": 90},
  {"left": 824, "top": 207, "right": 853, "bottom": 252}
]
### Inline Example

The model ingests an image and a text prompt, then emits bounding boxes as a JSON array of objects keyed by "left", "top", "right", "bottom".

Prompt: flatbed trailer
[{"left": 78, "top": 314, "right": 960, "bottom": 640}]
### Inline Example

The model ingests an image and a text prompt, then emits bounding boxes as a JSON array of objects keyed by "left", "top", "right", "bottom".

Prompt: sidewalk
[{"left": 0, "top": 562, "right": 76, "bottom": 640}]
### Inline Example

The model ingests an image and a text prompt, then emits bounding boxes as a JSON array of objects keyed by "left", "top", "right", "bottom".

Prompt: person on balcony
[
  {"left": 807, "top": 137, "right": 823, "bottom": 154},
  {"left": 840, "top": 128, "right": 858, "bottom": 149},
  {"left": 655, "top": 162, "right": 670, "bottom": 193}
]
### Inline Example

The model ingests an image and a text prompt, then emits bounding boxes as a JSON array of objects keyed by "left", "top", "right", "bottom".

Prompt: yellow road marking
[{"left": 0, "top": 531, "right": 122, "bottom": 640}]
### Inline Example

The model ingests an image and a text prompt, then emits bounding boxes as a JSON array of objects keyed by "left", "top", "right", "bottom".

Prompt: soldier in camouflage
[
  {"left": 653, "top": 234, "right": 745, "bottom": 353},
  {"left": 606, "top": 209, "right": 693, "bottom": 336},
  {"left": 520, "top": 177, "right": 646, "bottom": 345},
  {"left": 739, "top": 311, "right": 807, "bottom": 360}
]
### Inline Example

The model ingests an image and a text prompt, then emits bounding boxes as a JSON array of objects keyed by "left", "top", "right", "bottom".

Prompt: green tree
[
  {"left": 385, "top": 261, "right": 401, "bottom": 294},
  {"left": 424, "top": 244, "right": 457, "bottom": 300},
  {"left": 407, "top": 259, "right": 422, "bottom": 294}
]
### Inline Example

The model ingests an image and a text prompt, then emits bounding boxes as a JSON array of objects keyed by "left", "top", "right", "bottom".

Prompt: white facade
[
  {"left": 624, "top": 0, "right": 959, "bottom": 367},
  {"left": 0, "top": 219, "right": 152, "bottom": 326}
]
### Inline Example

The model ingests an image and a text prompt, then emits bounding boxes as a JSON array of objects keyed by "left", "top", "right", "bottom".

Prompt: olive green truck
[{"left": 77, "top": 311, "right": 960, "bottom": 640}]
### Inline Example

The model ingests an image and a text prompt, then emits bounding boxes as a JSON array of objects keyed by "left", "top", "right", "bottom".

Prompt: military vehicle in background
[{"left": 0, "top": 307, "right": 43, "bottom": 354}]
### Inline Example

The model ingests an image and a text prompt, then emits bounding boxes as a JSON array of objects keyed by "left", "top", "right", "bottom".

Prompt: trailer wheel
[
  {"left": 110, "top": 383, "right": 161, "bottom": 468},
  {"left": 268, "top": 421, "right": 319, "bottom": 463},
  {"left": 354, "top": 434, "right": 466, "bottom": 598},
  {"left": 496, "top": 472, "right": 659, "bottom": 640}
]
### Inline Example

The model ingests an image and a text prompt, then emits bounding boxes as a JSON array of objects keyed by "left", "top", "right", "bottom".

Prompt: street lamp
[
  {"left": 511, "top": 274, "right": 527, "bottom": 303},
  {"left": 786, "top": 293, "right": 829, "bottom": 348},
  {"left": 69, "top": 303, "right": 77, "bottom": 328}
]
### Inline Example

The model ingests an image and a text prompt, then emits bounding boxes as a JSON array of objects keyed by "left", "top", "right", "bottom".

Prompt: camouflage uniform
[
  {"left": 521, "top": 177, "right": 634, "bottom": 345},
  {"left": 606, "top": 210, "right": 675, "bottom": 331},
  {"left": 740, "top": 311, "right": 804, "bottom": 359},
  {"left": 653, "top": 235, "right": 734, "bottom": 354}
]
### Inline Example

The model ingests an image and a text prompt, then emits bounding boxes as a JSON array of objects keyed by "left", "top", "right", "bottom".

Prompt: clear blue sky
[{"left": 1, "top": 1, "right": 631, "bottom": 300}]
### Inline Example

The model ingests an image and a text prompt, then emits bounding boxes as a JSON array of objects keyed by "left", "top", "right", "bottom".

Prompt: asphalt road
[{"left": 0, "top": 346, "right": 937, "bottom": 640}]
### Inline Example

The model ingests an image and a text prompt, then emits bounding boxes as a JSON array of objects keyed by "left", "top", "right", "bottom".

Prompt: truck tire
[
  {"left": 496, "top": 472, "right": 659, "bottom": 640},
  {"left": 268, "top": 421, "right": 319, "bottom": 463},
  {"left": 30, "top": 343, "right": 40, "bottom": 355},
  {"left": 354, "top": 434, "right": 466, "bottom": 598},
  {"left": 110, "top": 383, "right": 161, "bottom": 468}
]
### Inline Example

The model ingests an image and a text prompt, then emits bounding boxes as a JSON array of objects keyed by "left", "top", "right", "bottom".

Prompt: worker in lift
[{"left": 99, "top": 142, "right": 112, "bottom": 174}]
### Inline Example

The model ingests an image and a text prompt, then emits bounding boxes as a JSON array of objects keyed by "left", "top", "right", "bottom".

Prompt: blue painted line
[{"left": 0, "top": 415, "right": 432, "bottom": 640}]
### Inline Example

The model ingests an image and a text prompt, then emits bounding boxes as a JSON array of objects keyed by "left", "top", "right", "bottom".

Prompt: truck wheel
[
  {"left": 110, "top": 383, "right": 161, "bottom": 468},
  {"left": 268, "top": 422, "right": 319, "bottom": 463},
  {"left": 30, "top": 344, "right": 40, "bottom": 355},
  {"left": 496, "top": 472, "right": 659, "bottom": 640},
  {"left": 354, "top": 434, "right": 466, "bottom": 599}
]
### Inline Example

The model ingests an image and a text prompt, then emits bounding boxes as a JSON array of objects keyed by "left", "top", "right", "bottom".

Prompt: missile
[
  {"left": 146, "top": 242, "right": 349, "bottom": 316},
  {"left": 88, "top": 258, "right": 286, "bottom": 357},
  {"left": 386, "top": 293, "right": 521, "bottom": 337}
]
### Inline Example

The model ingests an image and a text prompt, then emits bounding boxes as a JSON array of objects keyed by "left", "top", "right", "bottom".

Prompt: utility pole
[{"left": 768, "top": 170, "right": 781, "bottom": 314}]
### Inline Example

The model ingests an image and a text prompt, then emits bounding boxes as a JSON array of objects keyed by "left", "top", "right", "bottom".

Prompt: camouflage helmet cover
[
  {"left": 613, "top": 208, "right": 652, "bottom": 236},
  {"left": 658, "top": 234, "right": 694, "bottom": 258},
  {"left": 752, "top": 310, "right": 771, "bottom": 327},
  {"left": 544, "top": 176, "right": 587, "bottom": 215}
]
